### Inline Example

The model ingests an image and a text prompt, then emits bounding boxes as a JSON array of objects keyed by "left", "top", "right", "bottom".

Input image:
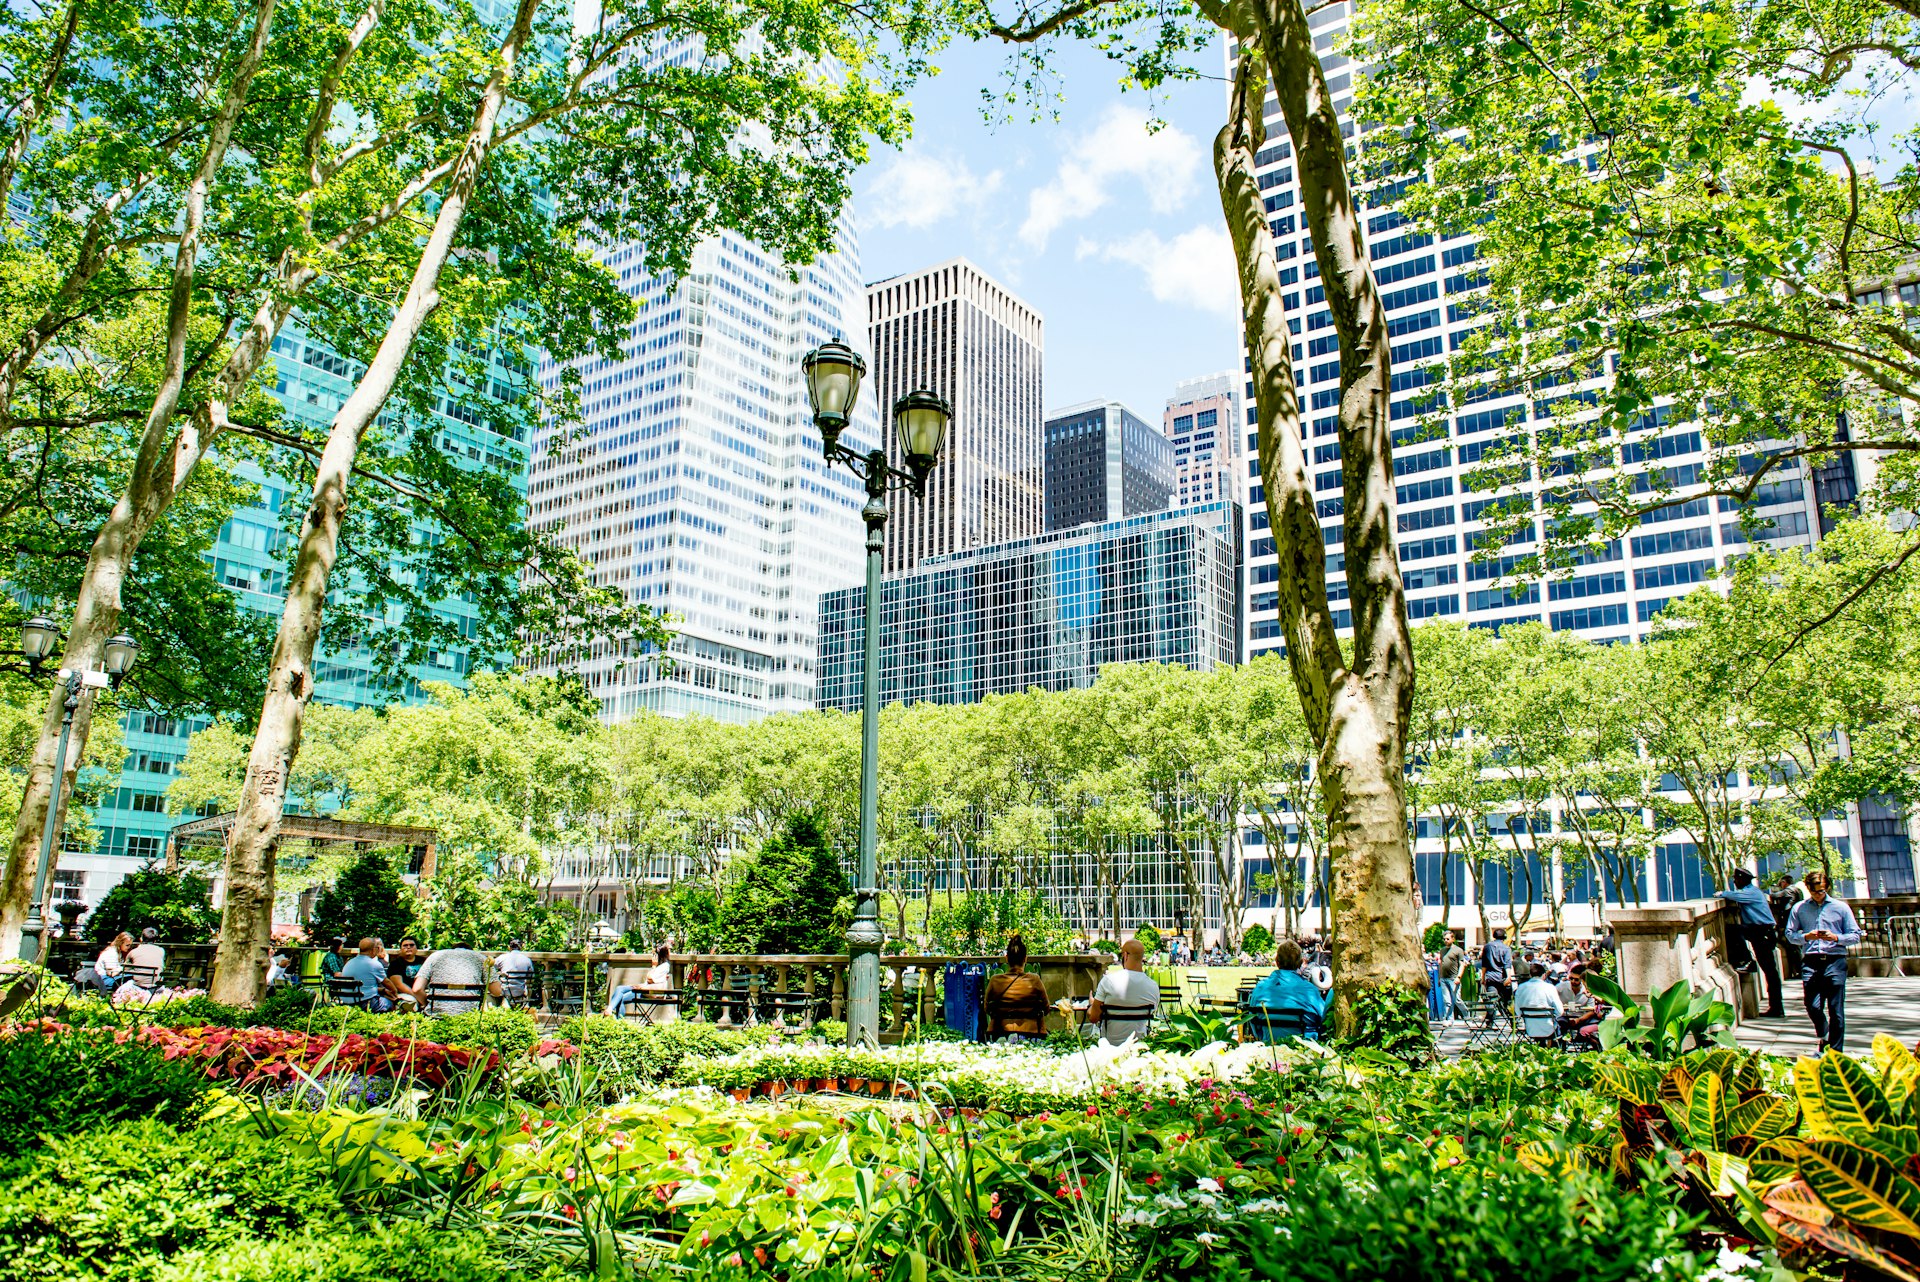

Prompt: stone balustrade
[{"left": 1607, "top": 899, "right": 1743, "bottom": 1021}]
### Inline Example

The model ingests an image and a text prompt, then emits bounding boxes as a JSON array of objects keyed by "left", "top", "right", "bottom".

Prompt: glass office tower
[
  {"left": 523, "top": 222, "right": 877, "bottom": 721},
  {"left": 817, "top": 500, "right": 1243, "bottom": 710}
]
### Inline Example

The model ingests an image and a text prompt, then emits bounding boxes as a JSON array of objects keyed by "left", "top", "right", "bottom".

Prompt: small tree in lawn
[
  {"left": 715, "top": 814, "right": 850, "bottom": 956},
  {"left": 1243, "top": 922, "right": 1275, "bottom": 959},
  {"left": 307, "top": 849, "right": 414, "bottom": 948}
]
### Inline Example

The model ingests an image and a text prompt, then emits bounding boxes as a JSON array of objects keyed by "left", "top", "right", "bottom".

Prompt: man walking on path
[
  {"left": 1785, "top": 870, "right": 1860, "bottom": 1054},
  {"left": 1717, "top": 868, "right": 1785, "bottom": 1017}
]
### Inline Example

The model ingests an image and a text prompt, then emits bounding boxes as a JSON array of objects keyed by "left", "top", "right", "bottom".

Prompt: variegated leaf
[
  {"left": 1821, "top": 1051, "right": 1897, "bottom": 1138},
  {"left": 1766, "top": 1176, "right": 1835, "bottom": 1226},
  {"left": 1768, "top": 1209, "right": 1920, "bottom": 1282},
  {"left": 1688, "top": 1068, "right": 1729, "bottom": 1151},
  {"left": 1728, "top": 1093, "right": 1800, "bottom": 1143},
  {"left": 1797, "top": 1057, "right": 1839, "bottom": 1139},
  {"left": 1799, "top": 1140, "right": 1920, "bottom": 1238},
  {"left": 1751, "top": 1138, "right": 1810, "bottom": 1187},
  {"left": 1594, "top": 1058, "right": 1662, "bottom": 1106}
]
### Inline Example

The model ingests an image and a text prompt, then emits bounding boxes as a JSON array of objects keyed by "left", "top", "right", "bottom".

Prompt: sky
[{"left": 849, "top": 36, "right": 1242, "bottom": 425}]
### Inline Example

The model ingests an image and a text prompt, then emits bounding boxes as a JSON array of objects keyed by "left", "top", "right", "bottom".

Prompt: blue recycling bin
[{"left": 943, "top": 962, "right": 987, "bottom": 1041}]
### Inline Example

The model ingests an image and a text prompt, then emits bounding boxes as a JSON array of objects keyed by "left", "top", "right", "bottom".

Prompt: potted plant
[{"left": 55, "top": 900, "right": 87, "bottom": 930}]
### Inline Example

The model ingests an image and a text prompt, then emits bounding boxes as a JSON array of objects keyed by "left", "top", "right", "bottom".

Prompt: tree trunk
[
  {"left": 209, "top": 0, "right": 538, "bottom": 1005},
  {"left": 1214, "top": 2, "right": 1426, "bottom": 1035}
]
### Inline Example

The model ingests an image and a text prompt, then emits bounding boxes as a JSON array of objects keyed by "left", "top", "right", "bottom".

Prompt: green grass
[{"left": 1146, "top": 965, "right": 1272, "bottom": 1002}]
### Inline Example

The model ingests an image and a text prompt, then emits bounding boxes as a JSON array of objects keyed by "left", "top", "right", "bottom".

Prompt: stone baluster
[
  {"left": 888, "top": 962, "right": 907, "bottom": 1037},
  {"left": 772, "top": 963, "right": 791, "bottom": 1031},
  {"left": 917, "top": 963, "right": 938, "bottom": 1029},
  {"left": 717, "top": 963, "right": 737, "bottom": 1027},
  {"left": 830, "top": 962, "right": 846, "bottom": 1022}
]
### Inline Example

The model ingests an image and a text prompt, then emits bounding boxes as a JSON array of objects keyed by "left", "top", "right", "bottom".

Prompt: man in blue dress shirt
[
  {"left": 1717, "top": 868, "right": 1785, "bottom": 1017},
  {"left": 1785, "top": 869, "right": 1860, "bottom": 1054}
]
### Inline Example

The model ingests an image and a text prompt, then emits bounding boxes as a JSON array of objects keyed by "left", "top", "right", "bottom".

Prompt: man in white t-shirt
[{"left": 1088, "top": 939, "right": 1160, "bottom": 1044}]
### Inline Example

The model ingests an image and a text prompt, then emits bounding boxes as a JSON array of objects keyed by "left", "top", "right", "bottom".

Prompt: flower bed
[
  {"left": 137, "top": 1024, "right": 499, "bottom": 1088},
  {"left": 672, "top": 1037, "right": 1325, "bottom": 1111}
]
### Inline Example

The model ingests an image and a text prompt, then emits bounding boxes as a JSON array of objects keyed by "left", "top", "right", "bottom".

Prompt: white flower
[{"left": 1196, "top": 1177, "right": 1223, "bottom": 1193}]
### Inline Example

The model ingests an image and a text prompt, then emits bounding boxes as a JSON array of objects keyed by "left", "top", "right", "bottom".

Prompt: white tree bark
[
  {"left": 211, "top": 0, "right": 541, "bottom": 1003},
  {"left": 1215, "top": 2, "right": 1426, "bottom": 1034}
]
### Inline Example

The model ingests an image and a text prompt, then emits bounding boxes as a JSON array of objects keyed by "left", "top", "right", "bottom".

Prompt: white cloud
[
  {"left": 1020, "top": 104, "right": 1203, "bottom": 251},
  {"left": 862, "top": 148, "right": 1003, "bottom": 231},
  {"left": 1079, "top": 225, "right": 1241, "bottom": 319}
]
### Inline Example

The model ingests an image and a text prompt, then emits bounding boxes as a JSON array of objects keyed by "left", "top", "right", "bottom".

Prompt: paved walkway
[
  {"left": 1430, "top": 976, "right": 1920, "bottom": 1059},
  {"left": 1732, "top": 976, "right": 1920, "bottom": 1057}
]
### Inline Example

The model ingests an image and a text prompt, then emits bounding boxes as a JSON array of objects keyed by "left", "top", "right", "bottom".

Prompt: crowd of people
[{"left": 282, "top": 935, "right": 530, "bottom": 1014}]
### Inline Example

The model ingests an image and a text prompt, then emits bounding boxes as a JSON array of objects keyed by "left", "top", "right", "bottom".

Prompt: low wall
[{"left": 1607, "top": 900, "right": 1742, "bottom": 1022}]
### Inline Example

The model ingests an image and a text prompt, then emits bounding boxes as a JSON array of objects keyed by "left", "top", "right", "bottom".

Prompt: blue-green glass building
[{"left": 59, "top": 321, "right": 529, "bottom": 905}]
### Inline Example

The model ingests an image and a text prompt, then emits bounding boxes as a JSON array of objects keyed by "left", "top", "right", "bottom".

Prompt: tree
[
  {"left": 86, "top": 865, "right": 218, "bottom": 944},
  {"left": 714, "top": 814, "right": 850, "bottom": 956},
  {"left": 0, "top": 0, "right": 661, "bottom": 955},
  {"left": 983, "top": 0, "right": 1429, "bottom": 1033},
  {"left": 1356, "top": 0, "right": 1920, "bottom": 574},
  {"left": 306, "top": 848, "right": 414, "bottom": 948},
  {"left": 1243, "top": 922, "right": 1275, "bottom": 957}
]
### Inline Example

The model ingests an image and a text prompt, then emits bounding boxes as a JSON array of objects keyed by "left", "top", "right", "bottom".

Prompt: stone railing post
[
  {"left": 830, "top": 962, "right": 846, "bottom": 1022},
  {"left": 888, "top": 962, "right": 907, "bottom": 1037},
  {"left": 917, "top": 962, "right": 938, "bottom": 1028}
]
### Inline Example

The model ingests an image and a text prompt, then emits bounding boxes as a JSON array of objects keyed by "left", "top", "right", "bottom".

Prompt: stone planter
[{"left": 1855, "top": 957, "right": 1893, "bottom": 979}]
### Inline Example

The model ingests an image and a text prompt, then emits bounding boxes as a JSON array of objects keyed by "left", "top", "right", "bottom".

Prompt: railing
[
  {"left": 39, "top": 941, "right": 1113, "bottom": 1039},
  {"left": 1608, "top": 899, "right": 1743, "bottom": 1019},
  {"left": 660, "top": 954, "right": 1108, "bottom": 1040}
]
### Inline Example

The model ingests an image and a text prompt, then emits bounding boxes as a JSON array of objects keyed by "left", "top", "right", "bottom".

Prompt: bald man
[{"left": 1087, "top": 938, "right": 1161, "bottom": 1044}]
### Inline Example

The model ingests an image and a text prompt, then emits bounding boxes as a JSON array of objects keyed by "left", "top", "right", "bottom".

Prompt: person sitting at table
[
  {"left": 984, "top": 935, "right": 1052, "bottom": 1044},
  {"left": 381, "top": 937, "right": 426, "bottom": 1005},
  {"left": 607, "top": 945, "right": 677, "bottom": 1021},
  {"left": 265, "top": 951, "right": 297, "bottom": 990},
  {"left": 1513, "top": 963, "right": 1565, "bottom": 1039},
  {"left": 320, "top": 937, "right": 350, "bottom": 981},
  {"left": 492, "top": 940, "right": 535, "bottom": 1005},
  {"left": 1087, "top": 939, "right": 1160, "bottom": 1044},
  {"left": 128, "top": 927, "right": 167, "bottom": 978},
  {"left": 408, "top": 938, "right": 501, "bottom": 1013},
  {"left": 78, "top": 932, "right": 133, "bottom": 996},
  {"left": 340, "top": 938, "right": 395, "bottom": 1012},
  {"left": 1555, "top": 963, "right": 1594, "bottom": 1014},
  {"left": 1246, "top": 939, "right": 1326, "bottom": 1042}
]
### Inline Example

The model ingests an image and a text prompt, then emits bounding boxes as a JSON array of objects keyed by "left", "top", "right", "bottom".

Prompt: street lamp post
[
  {"left": 13, "top": 619, "right": 137, "bottom": 963},
  {"left": 803, "top": 341, "right": 950, "bottom": 1047}
]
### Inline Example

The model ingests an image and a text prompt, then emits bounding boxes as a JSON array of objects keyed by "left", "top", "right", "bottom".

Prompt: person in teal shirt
[{"left": 1245, "top": 939, "right": 1326, "bottom": 1042}]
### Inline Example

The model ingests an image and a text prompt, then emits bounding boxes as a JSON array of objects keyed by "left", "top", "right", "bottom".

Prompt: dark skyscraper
[{"left": 1044, "top": 400, "right": 1176, "bottom": 532}]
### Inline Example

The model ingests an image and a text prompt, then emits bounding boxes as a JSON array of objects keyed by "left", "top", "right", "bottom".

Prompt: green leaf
[
  {"left": 1796, "top": 1058, "right": 1838, "bottom": 1139},
  {"left": 1584, "top": 972, "right": 1637, "bottom": 1020},
  {"left": 1687, "top": 1068, "right": 1728, "bottom": 1151},
  {"left": 1727, "top": 1094, "right": 1798, "bottom": 1143},
  {"left": 1820, "top": 1052, "right": 1897, "bottom": 1138},
  {"left": 1798, "top": 1141, "right": 1920, "bottom": 1238},
  {"left": 1594, "top": 1058, "right": 1662, "bottom": 1105}
]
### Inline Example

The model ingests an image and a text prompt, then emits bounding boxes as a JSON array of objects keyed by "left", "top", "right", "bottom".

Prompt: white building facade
[
  {"left": 525, "top": 224, "right": 879, "bottom": 721},
  {"left": 1164, "top": 372, "right": 1244, "bottom": 510}
]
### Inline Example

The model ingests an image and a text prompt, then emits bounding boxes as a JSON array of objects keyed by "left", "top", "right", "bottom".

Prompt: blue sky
[{"left": 851, "top": 35, "right": 1242, "bottom": 425}]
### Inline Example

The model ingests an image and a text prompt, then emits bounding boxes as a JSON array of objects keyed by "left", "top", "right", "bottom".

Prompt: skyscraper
[
  {"left": 1043, "top": 400, "right": 1175, "bottom": 532},
  {"left": 1237, "top": 1, "right": 1821, "bottom": 659},
  {"left": 524, "top": 224, "right": 877, "bottom": 722},
  {"left": 866, "top": 258, "right": 1045, "bottom": 573},
  {"left": 71, "top": 319, "right": 528, "bottom": 906},
  {"left": 1232, "top": 2, "right": 1861, "bottom": 920},
  {"left": 1164, "top": 373, "right": 1243, "bottom": 509}
]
